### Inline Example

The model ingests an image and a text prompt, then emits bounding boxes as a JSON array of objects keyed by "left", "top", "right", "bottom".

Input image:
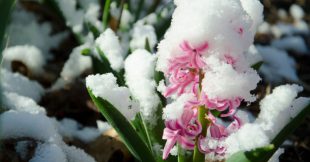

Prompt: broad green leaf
[
  {"left": 226, "top": 145, "right": 275, "bottom": 162},
  {"left": 88, "top": 89, "right": 156, "bottom": 162},
  {"left": 0, "top": 0, "right": 16, "bottom": 60},
  {"left": 226, "top": 103, "right": 310, "bottom": 162}
]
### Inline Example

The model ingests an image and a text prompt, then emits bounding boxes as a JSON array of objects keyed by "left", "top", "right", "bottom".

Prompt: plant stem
[
  {"left": 193, "top": 70, "right": 208, "bottom": 162},
  {"left": 178, "top": 144, "right": 186, "bottom": 162},
  {"left": 178, "top": 144, "right": 193, "bottom": 162},
  {"left": 193, "top": 105, "right": 208, "bottom": 162}
]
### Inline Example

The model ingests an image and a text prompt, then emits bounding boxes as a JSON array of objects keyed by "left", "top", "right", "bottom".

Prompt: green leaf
[
  {"left": 226, "top": 103, "right": 310, "bottom": 162},
  {"left": 102, "top": 0, "right": 111, "bottom": 29},
  {"left": 131, "top": 113, "right": 152, "bottom": 148},
  {"left": 251, "top": 61, "right": 263, "bottom": 71},
  {"left": 94, "top": 47, "right": 125, "bottom": 86},
  {"left": 226, "top": 145, "right": 275, "bottom": 162},
  {"left": 0, "top": 0, "right": 16, "bottom": 60},
  {"left": 81, "top": 48, "right": 91, "bottom": 56},
  {"left": 86, "top": 22, "right": 101, "bottom": 38},
  {"left": 145, "top": 38, "right": 152, "bottom": 53},
  {"left": 87, "top": 89, "right": 156, "bottom": 162}
]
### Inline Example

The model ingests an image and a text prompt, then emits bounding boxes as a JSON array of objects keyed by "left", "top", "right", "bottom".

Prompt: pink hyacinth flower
[
  {"left": 164, "top": 41, "right": 208, "bottom": 97},
  {"left": 162, "top": 108, "right": 202, "bottom": 159},
  {"left": 198, "top": 117, "right": 227, "bottom": 156},
  {"left": 198, "top": 113, "right": 243, "bottom": 156},
  {"left": 178, "top": 41, "right": 209, "bottom": 69},
  {"left": 204, "top": 96, "right": 242, "bottom": 117},
  {"left": 187, "top": 93, "right": 242, "bottom": 117},
  {"left": 164, "top": 68, "right": 199, "bottom": 97},
  {"left": 198, "top": 136, "right": 226, "bottom": 156}
]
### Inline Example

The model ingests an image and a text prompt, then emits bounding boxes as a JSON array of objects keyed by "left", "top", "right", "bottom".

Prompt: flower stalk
[{"left": 193, "top": 105, "right": 208, "bottom": 162}]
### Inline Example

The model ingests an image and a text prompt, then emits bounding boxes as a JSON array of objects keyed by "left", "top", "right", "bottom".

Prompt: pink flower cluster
[{"left": 162, "top": 41, "right": 244, "bottom": 159}]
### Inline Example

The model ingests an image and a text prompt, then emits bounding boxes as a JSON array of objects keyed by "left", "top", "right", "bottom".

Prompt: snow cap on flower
[
  {"left": 202, "top": 56, "right": 261, "bottom": 102},
  {"left": 157, "top": 0, "right": 263, "bottom": 73}
]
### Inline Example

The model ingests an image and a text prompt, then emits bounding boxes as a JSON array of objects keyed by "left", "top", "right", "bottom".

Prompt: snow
[
  {"left": 278, "top": 9, "right": 288, "bottom": 20},
  {"left": 1, "top": 69, "right": 45, "bottom": 102},
  {"left": 84, "top": 3, "right": 103, "bottom": 32},
  {"left": 202, "top": 56, "right": 261, "bottom": 102},
  {"left": 129, "top": 22, "right": 157, "bottom": 51},
  {"left": 289, "top": 4, "right": 304, "bottom": 20},
  {"left": 270, "top": 22, "right": 309, "bottom": 38},
  {"left": 256, "top": 84, "right": 306, "bottom": 139},
  {"left": 256, "top": 46, "right": 299, "bottom": 83},
  {"left": 55, "top": 118, "right": 102, "bottom": 143},
  {"left": 51, "top": 44, "right": 92, "bottom": 90},
  {"left": 62, "top": 144, "right": 96, "bottom": 162},
  {"left": 156, "top": 0, "right": 263, "bottom": 73},
  {"left": 110, "top": 2, "right": 134, "bottom": 30},
  {"left": 225, "top": 84, "right": 310, "bottom": 156},
  {"left": 55, "top": 0, "right": 84, "bottom": 33},
  {"left": 86, "top": 73, "right": 139, "bottom": 120},
  {"left": 95, "top": 28, "right": 125, "bottom": 72},
  {"left": 152, "top": 143, "right": 163, "bottom": 157},
  {"left": 271, "top": 36, "right": 308, "bottom": 54},
  {"left": 0, "top": 111, "right": 61, "bottom": 143},
  {"left": 245, "top": 45, "right": 263, "bottom": 66},
  {"left": 290, "top": 97, "right": 310, "bottom": 118},
  {"left": 169, "top": 146, "right": 178, "bottom": 156},
  {"left": 96, "top": 120, "right": 111, "bottom": 133},
  {"left": 257, "top": 21, "right": 271, "bottom": 34},
  {"left": 2, "top": 92, "right": 46, "bottom": 115},
  {"left": 3, "top": 45, "right": 46, "bottom": 75},
  {"left": 0, "top": 111, "right": 96, "bottom": 162},
  {"left": 8, "top": 5, "right": 67, "bottom": 59},
  {"left": 124, "top": 49, "right": 160, "bottom": 126},
  {"left": 268, "top": 148, "right": 284, "bottom": 162},
  {"left": 240, "top": 0, "right": 264, "bottom": 31},
  {"left": 120, "top": 9, "right": 134, "bottom": 30},
  {"left": 225, "top": 123, "right": 270, "bottom": 155},
  {"left": 30, "top": 143, "right": 67, "bottom": 162},
  {"left": 30, "top": 142, "right": 96, "bottom": 162},
  {"left": 163, "top": 93, "right": 194, "bottom": 120},
  {"left": 77, "top": 0, "right": 99, "bottom": 10}
]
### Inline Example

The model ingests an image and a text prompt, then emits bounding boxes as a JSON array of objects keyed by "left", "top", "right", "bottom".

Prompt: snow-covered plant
[{"left": 5, "top": 0, "right": 304, "bottom": 162}]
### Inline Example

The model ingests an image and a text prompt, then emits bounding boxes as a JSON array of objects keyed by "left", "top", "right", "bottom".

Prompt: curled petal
[
  {"left": 162, "top": 134, "right": 179, "bottom": 159},
  {"left": 226, "top": 115, "right": 243, "bottom": 133},
  {"left": 179, "top": 136, "right": 196, "bottom": 150},
  {"left": 184, "top": 120, "right": 202, "bottom": 137}
]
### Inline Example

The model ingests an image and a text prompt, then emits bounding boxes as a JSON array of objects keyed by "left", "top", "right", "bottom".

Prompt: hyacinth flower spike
[
  {"left": 164, "top": 41, "right": 208, "bottom": 97},
  {"left": 162, "top": 108, "right": 202, "bottom": 159}
]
